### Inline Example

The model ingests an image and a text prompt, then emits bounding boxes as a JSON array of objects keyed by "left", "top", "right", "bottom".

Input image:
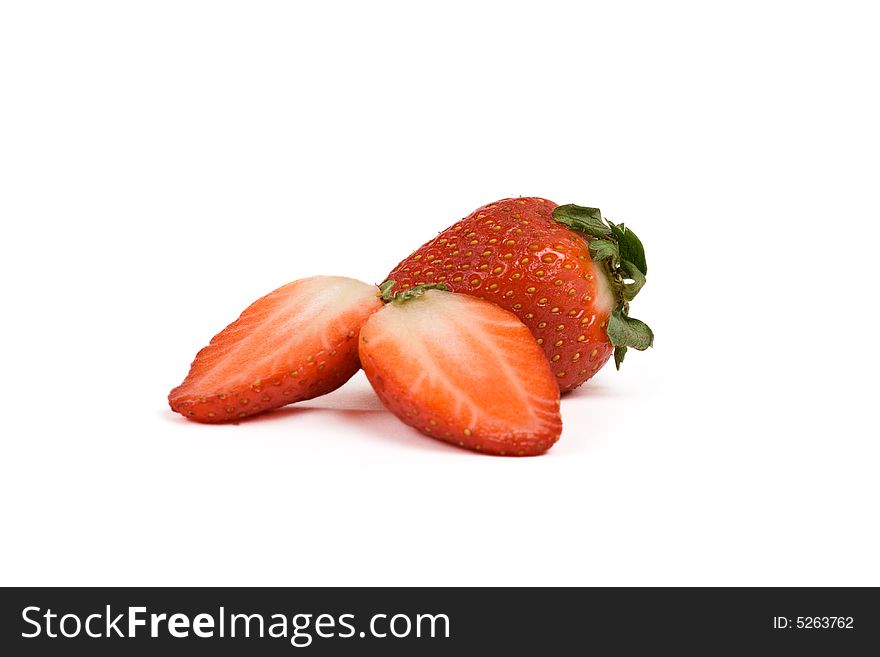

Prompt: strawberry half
[
  {"left": 383, "top": 198, "right": 653, "bottom": 392},
  {"left": 168, "top": 276, "right": 383, "bottom": 423},
  {"left": 359, "top": 285, "right": 563, "bottom": 456}
]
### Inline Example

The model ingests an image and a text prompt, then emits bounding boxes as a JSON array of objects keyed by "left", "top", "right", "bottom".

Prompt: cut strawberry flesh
[
  {"left": 169, "top": 276, "right": 382, "bottom": 423},
  {"left": 359, "top": 289, "right": 562, "bottom": 455}
]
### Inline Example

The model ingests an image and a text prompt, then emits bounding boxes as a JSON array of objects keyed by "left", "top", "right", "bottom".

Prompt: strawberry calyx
[
  {"left": 378, "top": 280, "right": 450, "bottom": 304},
  {"left": 552, "top": 204, "right": 654, "bottom": 369}
]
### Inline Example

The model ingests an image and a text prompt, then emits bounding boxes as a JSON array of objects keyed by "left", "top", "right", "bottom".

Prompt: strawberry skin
[
  {"left": 359, "top": 288, "right": 562, "bottom": 456},
  {"left": 169, "top": 276, "right": 383, "bottom": 423},
  {"left": 384, "top": 197, "right": 652, "bottom": 392}
]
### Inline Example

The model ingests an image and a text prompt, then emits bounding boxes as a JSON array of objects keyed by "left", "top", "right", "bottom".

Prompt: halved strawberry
[
  {"left": 169, "top": 276, "right": 383, "bottom": 423},
  {"left": 359, "top": 285, "right": 563, "bottom": 456}
]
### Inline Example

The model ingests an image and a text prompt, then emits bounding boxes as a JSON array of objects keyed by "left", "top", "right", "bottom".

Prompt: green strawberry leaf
[
  {"left": 552, "top": 204, "right": 611, "bottom": 239},
  {"left": 619, "top": 259, "right": 646, "bottom": 301},
  {"left": 607, "top": 308, "right": 654, "bottom": 351},
  {"left": 610, "top": 222, "right": 647, "bottom": 275},
  {"left": 588, "top": 239, "right": 619, "bottom": 263},
  {"left": 614, "top": 345, "right": 628, "bottom": 369}
]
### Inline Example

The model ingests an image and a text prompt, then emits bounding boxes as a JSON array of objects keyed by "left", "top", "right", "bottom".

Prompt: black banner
[{"left": 1, "top": 587, "right": 877, "bottom": 655}]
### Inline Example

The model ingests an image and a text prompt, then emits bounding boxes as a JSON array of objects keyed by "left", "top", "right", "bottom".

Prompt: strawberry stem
[{"left": 378, "top": 280, "right": 449, "bottom": 304}]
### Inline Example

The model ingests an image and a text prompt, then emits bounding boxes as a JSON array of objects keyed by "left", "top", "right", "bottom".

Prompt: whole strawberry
[{"left": 383, "top": 198, "right": 652, "bottom": 391}]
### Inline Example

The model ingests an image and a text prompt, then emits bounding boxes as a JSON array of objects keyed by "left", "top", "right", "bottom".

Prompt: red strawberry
[
  {"left": 169, "top": 276, "right": 383, "bottom": 423},
  {"left": 359, "top": 285, "right": 562, "bottom": 456},
  {"left": 383, "top": 197, "right": 652, "bottom": 392}
]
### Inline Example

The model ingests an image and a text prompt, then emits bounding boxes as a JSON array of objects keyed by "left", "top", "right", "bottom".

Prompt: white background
[{"left": 1, "top": 1, "right": 878, "bottom": 586}]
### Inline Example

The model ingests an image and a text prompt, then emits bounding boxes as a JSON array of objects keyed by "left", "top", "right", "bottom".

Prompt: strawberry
[
  {"left": 383, "top": 198, "right": 652, "bottom": 392},
  {"left": 359, "top": 285, "right": 563, "bottom": 456},
  {"left": 168, "top": 276, "right": 383, "bottom": 422}
]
